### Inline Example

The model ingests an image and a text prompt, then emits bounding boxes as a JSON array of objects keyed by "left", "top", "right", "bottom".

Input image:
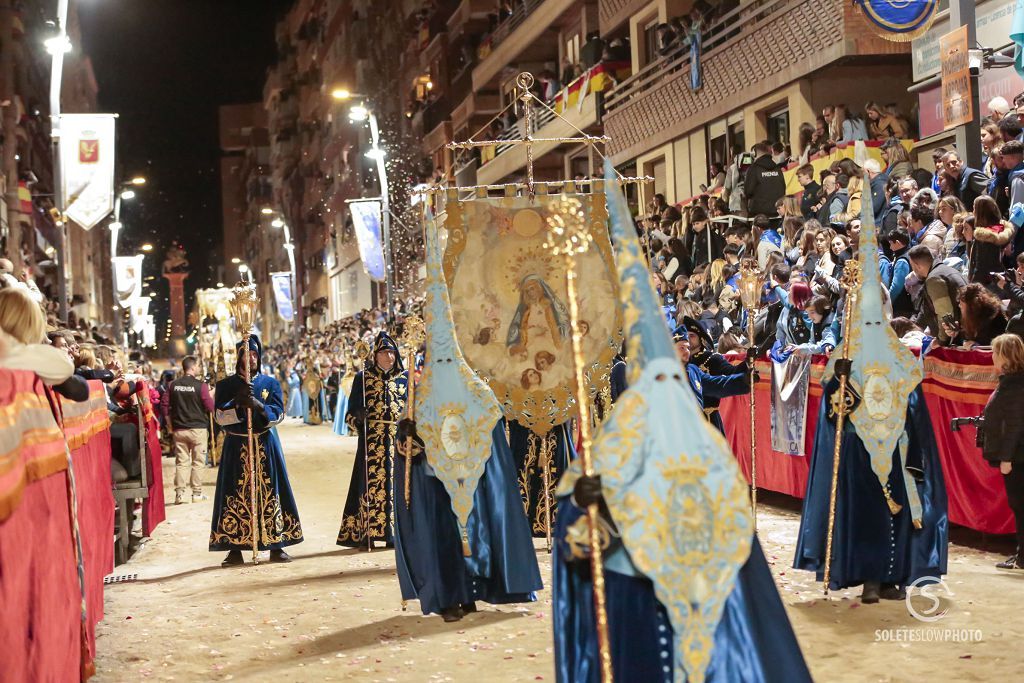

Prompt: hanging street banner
[
  {"left": 271, "top": 271, "right": 295, "bottom": 322},
  {"left": 113, "top": 254, "right": 145, "bottom": 307},
  {"left": 348, "top": 199, "right": 386, "bottom": 282},
  {"left": 60, "top": 113, "right": 117, "bottom": 231},
  {"left": 130, "top": 296, "right": 151, "bottom": 333},
  {"left": 940, "top": 26, "right": 973, "bottom": 130}
]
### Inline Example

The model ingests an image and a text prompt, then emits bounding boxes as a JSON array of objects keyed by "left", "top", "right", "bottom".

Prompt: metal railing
[
  {"left": 605, "top": 0, "right": 788, "bottom": 114},
  {"left": 478, "top": 0, "right": 546, "bottom": 57}
]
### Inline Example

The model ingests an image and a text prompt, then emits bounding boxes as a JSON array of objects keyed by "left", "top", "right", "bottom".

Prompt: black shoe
[
  {"left": 269, "top": 549, "right": 293, "bottom": 563},
  {"left": 879, "top": 584, "right": 906, "bottom": 600},
  {"left": 441, "top": 606, "right": 464, "bottom": 623},
  {"left": 460, "top": 602, "right": 478, "bottom": 614},
  {"left": 996, "top": 555, "right": 1024, "bottom": 570},
  {"left": 860, "top": 581, "right": 880, "bottom": 604},
  {"left": 221, "top": 550, "right": 244, "bottom": 567}
]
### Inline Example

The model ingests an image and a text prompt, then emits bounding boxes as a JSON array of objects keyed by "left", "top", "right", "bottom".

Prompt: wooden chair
[{"left": 113, "top": 399, "right": 150, "bottom": 565}]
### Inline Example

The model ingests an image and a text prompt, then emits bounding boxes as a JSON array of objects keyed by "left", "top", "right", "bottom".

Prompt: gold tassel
[
  {"left": 885, "top": 488, "right": 903, "bottom": 515},
  {"left": 462, "top": 530, "right": 472, "bottom": 557}
]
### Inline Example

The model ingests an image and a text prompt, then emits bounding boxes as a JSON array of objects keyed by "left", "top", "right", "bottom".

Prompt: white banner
[
  {"left": 271, "top": 272, "right": 295, "bottom": 322},
  {"left": 60, "top": 114, "right": 117, "bottom": 231},
  {"left": 349, "top": 200, "right": 386, "bottom": 282},
  {"left": 130, "top": 296, "right": 151, "bottom": 333},
  {"left": 141, "top": 316, "right": 155, "bottom": 347},
  {"left": 113, "top": 254, "right": 145, "bottom": 307}
]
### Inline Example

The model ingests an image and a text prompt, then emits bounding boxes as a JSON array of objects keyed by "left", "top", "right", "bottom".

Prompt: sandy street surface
[{"left": 95, "top": 420, "right": 1024, "bottom": 682}]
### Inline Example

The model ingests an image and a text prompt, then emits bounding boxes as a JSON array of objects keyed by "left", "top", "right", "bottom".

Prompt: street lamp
[
  {"left": 271, "top": 218, "right": 284, "bottom": 228},
  {"left": 231, "top": 257, "right": 241, "bottom": 264},
  {"left": 130, "top": 176, "right": 147, "bottom": 186},
  {"left": 331, "top": 88, "right": 352, "bottom": 101},
  {"left": 120, "top": 189, "right": 136, "bottom": 201},
  {"left": 48, "top": 3, "right": 71, "bottom": 322},
  {"left": 44, "top": 34, "right": 72, "bottom": 55},
  {"left": 261, "top": 207, "right": 274, "bottom": 215},
  {"left": 337, "top": 95, "right": 394, "bottom": 320},
  {"left": 141, "top": 243, "right": 153, "bottom": 252}
]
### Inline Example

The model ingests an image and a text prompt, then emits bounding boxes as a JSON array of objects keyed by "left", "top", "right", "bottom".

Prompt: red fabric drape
[
  {"left": 141, "top": 399, "right": 165, "bottom": 536},
  {"left": 719, "top": 348, "right": 1014, "bottom": 535},
  {"left": 0, "top": 373, "right": 114, "bottom": 681}
]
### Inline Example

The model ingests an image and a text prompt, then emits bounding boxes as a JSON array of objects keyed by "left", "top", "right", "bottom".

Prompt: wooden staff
[
  {"left": 354, "top": 340, "right": 372, "bottom": 552},
  {"left": 823, "top": 260, "right": 863, "bottom": 595},
  {"left": 546, "top": 196, "right": 613, "bottom": 683},
  {"left": 399, "top": 316, "right": 425, "bottom": 509},
  {"left": 230, "top": 284, "right": 261, "bottom": 565}
]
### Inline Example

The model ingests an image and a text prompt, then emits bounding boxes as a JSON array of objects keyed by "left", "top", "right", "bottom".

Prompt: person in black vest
[
  {"left": 744, "top": 141, "right": 786, "bottom": 217},
  {"left": 162, "top": 355, "right": 214, "bottom": 505}
]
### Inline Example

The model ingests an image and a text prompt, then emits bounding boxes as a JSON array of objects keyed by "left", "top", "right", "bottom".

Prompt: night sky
[{"left": 78, "top": 0, "right": 287, "bottom": 332}]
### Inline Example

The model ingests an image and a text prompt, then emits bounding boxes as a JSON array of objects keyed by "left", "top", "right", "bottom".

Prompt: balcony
[
  {"left": 446, "top": 0, "right": 492, "bottom": 41},
  {"left": 598, "top": 0, "right": 648, "bottom": 35},
  {"left": 472, "top": 0, "right": 574, "bottom": 91},
  {"left": 424, "top": 121, "right": 453, "bottom": 156},
  {"left": 603, "top": 0, "right": 908, "bottom": 163}
]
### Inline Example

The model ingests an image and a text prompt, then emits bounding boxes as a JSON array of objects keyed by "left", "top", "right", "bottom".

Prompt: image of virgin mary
[{"left": 506, "top": 274, "right": 571, "bottom": 355}]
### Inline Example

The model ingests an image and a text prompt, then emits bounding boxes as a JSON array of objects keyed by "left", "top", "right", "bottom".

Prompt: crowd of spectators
[{"left": 643, "top": 92, "right": 1024, "bottom": 357}]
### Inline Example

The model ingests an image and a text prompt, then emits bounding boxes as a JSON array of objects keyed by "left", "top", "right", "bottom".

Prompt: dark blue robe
[
  {"left": 209, "top": 372, "right": 303, "bottom": 551},
  {"left": 394, "top": 421, "right": 543, "bottom": 615},
  {"left": 553, "top": 501, "right": 811, "bottom": 683},
  {"left": 337, "top": 367, "right": 408, "bottom": 547},
  {"left": 508, "top": 420, "right": 576, "bottom": 539},
  {"left": 689, "top": 353, "right": 748, "bottom": 434},
  {"left": 793, "top": 383, "right": 948, "bottom": 589}
]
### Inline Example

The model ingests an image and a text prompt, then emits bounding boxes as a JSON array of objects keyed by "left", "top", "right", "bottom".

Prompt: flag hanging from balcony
[
  {"left": 854, "top": 0, "right": 939, "bottom": 42},
  {"left": 59, "top": 114, "right": 117, "bottom": 230},
  {"left": 271, "top": 272, "right": 295, "bottom": 322},
  {"left": 348, "top": 199, "right": 386, "bottom": 282}
]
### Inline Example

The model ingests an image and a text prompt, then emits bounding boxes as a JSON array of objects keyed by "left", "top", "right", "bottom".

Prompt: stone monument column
[{"left": 162, "top": 244, "right": 190, "bottom": 357}]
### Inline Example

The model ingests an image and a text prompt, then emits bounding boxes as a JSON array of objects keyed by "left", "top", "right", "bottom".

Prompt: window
[
  {"left": 766, "top": 109, "right": 790, "bottom": 147},
  {"left": 728, "top": 120, "right": 745, "bottom": 154},
  {"left": 642, "top": 20, "right": 659, "bottom": 67}
]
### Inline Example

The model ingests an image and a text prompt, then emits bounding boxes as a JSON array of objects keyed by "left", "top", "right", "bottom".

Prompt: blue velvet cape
[
  {"left": 393, "top": 421, "right": 543, "bottom": 615},
  {"left": 552, "top": 501, "right": 811, "bottom": 683},
  {"left": 794, "top": 383, "right": 948, "bottom": 589},
  {"left": 332, "top": 388, "right": 349, "bottom": 436},
  {"left": 209, "top": 372, "right": 304, "bottom": 551},
  {"left": 285, "top": 371, "right": 303, "bottom": 418}
]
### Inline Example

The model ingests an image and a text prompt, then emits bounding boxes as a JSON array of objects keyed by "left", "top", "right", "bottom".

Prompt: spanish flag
[{"left": 17, "top": 181, "right": 32, "bottom": 215}]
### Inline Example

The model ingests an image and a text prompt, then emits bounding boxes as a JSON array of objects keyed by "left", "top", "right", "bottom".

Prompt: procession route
[{"left": 94, "top": 421, "right": 1024, "bottom": 682}]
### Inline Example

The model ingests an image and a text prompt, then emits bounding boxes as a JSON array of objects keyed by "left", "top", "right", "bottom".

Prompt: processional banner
[
  {"left": 60, "top": 114, "right": 116, "bottom": 230},
  {"left": 443, "top": 190, "right": 622, "bottom": 434},
  {"left": 349, "top": 200, "right": 386, "bottom": 282},
  {"left": 271, "top": 272, "right": 294, "bottom": 322},
  {"left": 113, "top": 255, "right": 144, "bottom": 307}
]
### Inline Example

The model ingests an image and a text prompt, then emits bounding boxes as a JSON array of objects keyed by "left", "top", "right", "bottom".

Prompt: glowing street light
[
  {"left": 365, "top": 147, "right": 385, "bottom": 161},
  {"left": 331, "top": 88, "right": 352, "bottom": 101},
  {"left": 44, "top": 34, "right": 72, "bottom": 56},
  {"left": 261, "top": 207, "right": 274, "bottom": 215},
  {"left": 348, "top": 105, "right": 369, "bottom": 122},
  {"left": 120, "top": 189, "right": 136, "bottom": 201},
  {"left": 130, "top": 176, "right": 147, "bottom": 186},
  {"left": 141, "top": 243, "right": 153, "bottom": 252},
  {"left": 271, "top": 218, "right": 284, "bottom": 228},
  {"left": 231, "top": 257, "right": 241, "bottom": 264}
]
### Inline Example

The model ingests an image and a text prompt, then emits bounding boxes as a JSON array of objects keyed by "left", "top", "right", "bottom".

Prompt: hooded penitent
[{"left": 565, "top": 161, "right": 754, "bottom": 683}]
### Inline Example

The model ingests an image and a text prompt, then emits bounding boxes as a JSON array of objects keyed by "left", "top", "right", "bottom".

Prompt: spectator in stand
[
  {"left": 882, "top": 176, "right": 918, "bottom": 235},
  {"left": 793, "top": 223, "right": 820, "bottom": 277},
  {"left": 579, "top": 31, "right": 605, "bottom": 69},
  {"left": 781, "top": 216, "right": 805, "bottom": 263},
  {"left": 881, "top": 138, "right": 914, "bottom": 180},
  {"left": 771, "top": 141, "right": 790, "bottom": 167},
  {"left": 655, "top": 23, "right": 679, "bottom": 56},
  {"left": 942, "top": 150, "right": 990, "bottom": 207},
  {"left": 863, "top": 158, "right": 887, "bottom": 220},
  {"left": 865, "top": 102, "right": 909, "bottom": 140},
  {"left": 816, "top": 174, "right": 838, "bottom": 226},
  {"left": 908, "top": 190, "right": 946, "bottom": 260},
  {"left": 828, "top": 174, "right": 851, "bottom": 223},
  {"left": 1001, "top": 141, "right": 1024, "bottom": 249},
  {"left": 744, "top": 141, "right": 786, "bottom": 217},
  {"left": 753, "top": 214, "right": 784, "bottom": 269},
  {"left": 796, "top": 122, "right": 817, "bottom": 165},
  {"left": 982, "top": 120, "right": 1002, "bottom": 176},
  {"left": 813, "top": 115, "right": 830, "bottom": 148},
  {"left": 929, "top": 147, "right": 947, "bottom": 194},
  {"left": 968, "top": 195, "right": 1015, "bottom": 286},
  {"left": 988, "top": 96, "right": 1010, "bottom": 122},
  {"left": 908, "top": 245, "right": 966, "bottom": 344},
  {"left": 1014, "top": 91, "right": 1024, "bottom": 117},
  {"left": 886, "top": 227, "right": 915, "bottom": 318},
  {"left": 685, "top": 205, "right": 725, "bottom": 267},
  {"left": 938, "top": 196, "right": 968, "bottom": 258},
  {"left": 536, "top": 70, "right": 560, "bottom": 102},
  {"left": 943, "top": 283, "right": 1007, "bottom": 348},
  {"left": 707, "top": 162, "right": 726, "bottom": 191},
  {"left": 994, "top": 254, "right": 1024, "bottom": 336},
  {"left": 723, "top": 144, "right": 749, "bottom": 213},
  {"left": 998, "top": 114, "right": 1023, "bottom": 143},
  {"left": 830, "top": 104, "right": 868, "bottom": 143},
  {"left": 796, "top": 163, "right": 820, "bottom": 219}
]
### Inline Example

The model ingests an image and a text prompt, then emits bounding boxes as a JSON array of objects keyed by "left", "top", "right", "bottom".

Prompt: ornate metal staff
[
  {"left": 541, "top": 433, "right": 553, "bottom": 553},
  {"left": 737, "top": 259, "right": 761, "bottom": 529},
  {"left": 823, "top": 259, "right": 863, "bottom": 594},
  {"left": 229, "top": 283, "right": 261, "bottom": 565},
  {"left": 545, "top": 195, "right": 613, "bottom": 683},
  {"left": 399, "top": 315, "right": 426, "bottom": 509},
  {"left": 354, "top": 339, "right": 373, "bottom": 553}
]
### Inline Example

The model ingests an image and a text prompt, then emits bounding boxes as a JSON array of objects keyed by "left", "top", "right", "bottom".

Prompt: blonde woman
[
  {"left": 865, "top": 101, "right": 909, "bottom": 140},
  {"left": 0, "top": 288, "right": 87, "bottom": 399},
  {"left": 831, "top": 104, "right": 868, "bottom": 143}
]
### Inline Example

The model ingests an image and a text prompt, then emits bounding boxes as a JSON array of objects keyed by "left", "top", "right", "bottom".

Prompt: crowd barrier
[
  {"left": 719, "top": 347, "right": 1014, "bottom": 535},
  {"left": 0, "top": 370, "right": 165, "bottom": 680}
]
